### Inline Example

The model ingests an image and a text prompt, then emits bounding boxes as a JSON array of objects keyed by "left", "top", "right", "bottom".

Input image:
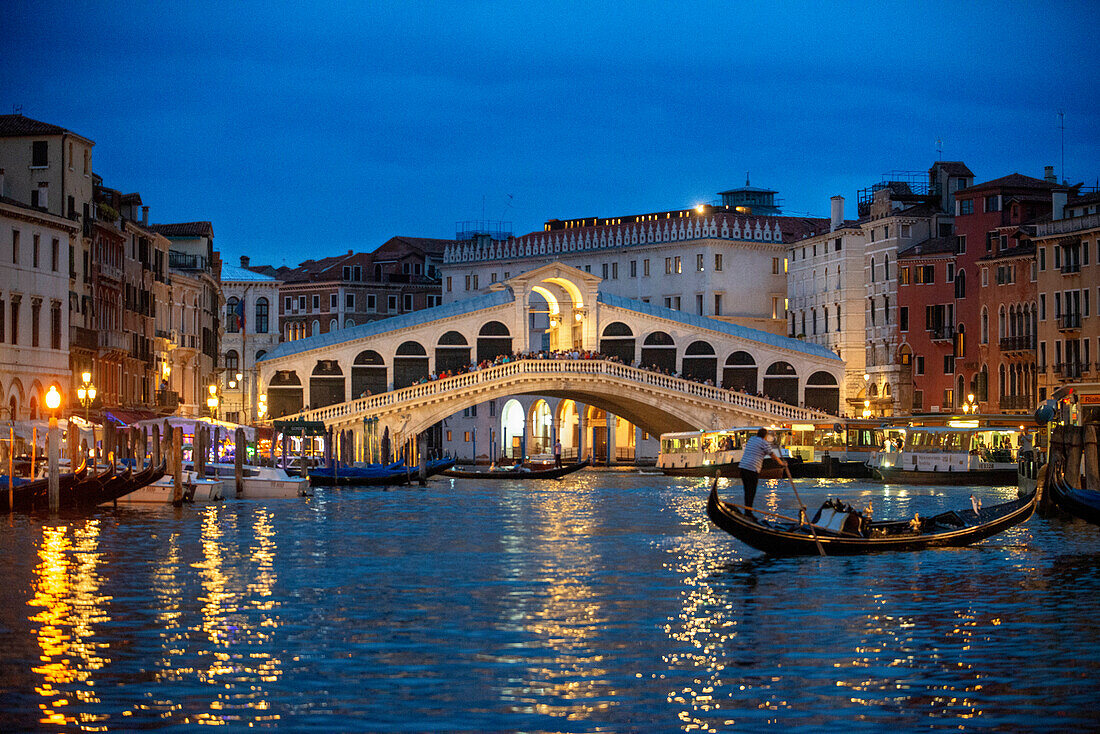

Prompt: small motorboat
[
  {"left": 706, "top": 480, "right": 1040, "bottom": 556},
  {"left": 442, "top": 459, "right": 590, "bottom": 480}
]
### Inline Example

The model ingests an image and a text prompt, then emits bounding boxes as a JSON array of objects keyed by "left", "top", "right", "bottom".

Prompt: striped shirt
[{"left": 738, "top": 435, "right": 781, "bottom": 473}]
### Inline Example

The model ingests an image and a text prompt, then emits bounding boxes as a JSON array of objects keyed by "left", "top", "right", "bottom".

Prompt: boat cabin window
[{"left": 661, "top": 436, "right": 700, "bottom": 453}]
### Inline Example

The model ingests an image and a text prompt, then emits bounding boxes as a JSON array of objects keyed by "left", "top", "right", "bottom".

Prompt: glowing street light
[
  {"left": 76, "top": 371, "right": 97, "bottom": 423},
  {"left": 207, "top": 384, "right": 219, "bottom": 420}
]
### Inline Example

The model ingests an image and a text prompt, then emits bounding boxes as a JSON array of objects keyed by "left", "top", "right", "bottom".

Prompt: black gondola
[
  {"left": 91, "top": 460, "right": 167, "bottom": 506},
  {"left": 442, "top": 459, "right": 590, "bottom": 480},
  {"left": 0, "top": 460, "right": 89, "bottom": 512},
  {"left": 706, "top": 481, "right": 1040, "bottom": 556}
]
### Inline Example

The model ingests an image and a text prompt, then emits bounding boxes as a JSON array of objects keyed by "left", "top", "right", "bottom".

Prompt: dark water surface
[{"left": 1, "top": 473, "right": 1098, "bottom": 731}]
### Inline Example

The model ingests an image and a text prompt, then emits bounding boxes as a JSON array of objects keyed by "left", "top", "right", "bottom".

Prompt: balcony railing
[
  {"left": 169, "top": 251, "right": 208, "bottom": 271},
  {"left": 1036, "top": 212, "right": 1100, "bottom": 236},
  {"left": 1058, "top": 312, "right": 1082, "bottom": 331},
  {"left": 999, "top": 335, "right": 1036, "bottom": 352},
  {"left": 930, "top": 325, "right": 955, "bottom": 341},
  {"left": 1061, "top": 261, "right": 1082, "bottom": 274},
  {"left": 70, "top": 326, "right": 98, "bottom": 351},
  {"left": 156, "top": 389, "right": 179, "bottom": 412},
  {"left": 998, "top": 395, "right": 1032, "bottom": 411},
  {"left": 1055, "top": 362, "right": 1085, "bottom": 379},
  {"left": 98, "top": 329, "right": 128, "bottom": 352}
]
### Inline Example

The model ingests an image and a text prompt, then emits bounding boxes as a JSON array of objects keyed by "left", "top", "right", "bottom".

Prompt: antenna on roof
[
  {"left": 935, "top": 137, "right": 943, "bottom": 160},
  {"left": 1057, "top": 109, "right": 1066, "bottom": 184},
  {"left": 745, "top": 171, "right": 750, "bottom": 186}
]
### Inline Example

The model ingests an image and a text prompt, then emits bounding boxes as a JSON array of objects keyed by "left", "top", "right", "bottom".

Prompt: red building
[
  {"left": 952, "top": 173, "right": 1053, "bottom": 412},
  {"left": 897, "top": 172, "right": 1054, "bottom": 414},
  {"left": 896, "top": 236, "right": 958, "bottom": 412}
]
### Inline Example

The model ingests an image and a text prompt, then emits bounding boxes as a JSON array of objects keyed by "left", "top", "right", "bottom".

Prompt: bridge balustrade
[{"left": 285, "top": 359, "right": 834, "bottom": 425}]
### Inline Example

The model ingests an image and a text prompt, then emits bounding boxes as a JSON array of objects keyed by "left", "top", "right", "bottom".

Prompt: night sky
[{"left": 4, "top": 1, "right": 1098, "bottom": 267}]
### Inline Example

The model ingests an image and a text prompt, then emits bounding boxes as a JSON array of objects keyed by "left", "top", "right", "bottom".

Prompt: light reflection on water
[{"left": 0, "top": 476, "right": 1097, "bottom": 730}]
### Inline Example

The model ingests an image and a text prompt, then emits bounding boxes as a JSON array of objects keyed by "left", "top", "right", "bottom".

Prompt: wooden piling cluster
[{"left": 1048, "top": 423, "right": 1100, "bottom": 491}]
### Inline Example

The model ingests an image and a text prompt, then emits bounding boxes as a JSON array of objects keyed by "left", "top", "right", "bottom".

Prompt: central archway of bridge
[{"left": 258, "top": 262, "right": 843, "bottom": 447}]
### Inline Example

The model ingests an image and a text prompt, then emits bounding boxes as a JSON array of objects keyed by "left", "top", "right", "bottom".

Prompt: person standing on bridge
[{"left": 738, "top": 428, "right": 786, "bottom": 517}]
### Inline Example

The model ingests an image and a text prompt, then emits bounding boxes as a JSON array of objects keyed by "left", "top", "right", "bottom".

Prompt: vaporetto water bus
[
  {"left": 874, "top": 420, "right": 1032, "bottom": 486},
  {"left": 657, "top": 427, "right": 789, "bottom": 478}
]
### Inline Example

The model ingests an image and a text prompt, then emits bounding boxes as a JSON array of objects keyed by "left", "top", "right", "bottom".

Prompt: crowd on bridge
[{"left": 383, "top": 349, "right": 798, "bottom": 406}]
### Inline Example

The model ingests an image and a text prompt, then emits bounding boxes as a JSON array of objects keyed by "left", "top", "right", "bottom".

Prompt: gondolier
[{"left": 739, "top": 428, "right": 785, "bottom": 514}]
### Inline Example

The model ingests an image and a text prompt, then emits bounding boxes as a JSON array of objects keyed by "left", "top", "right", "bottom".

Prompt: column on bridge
[
  {"left": 578, "top": 407, "right": 587, "bottom": 462},
  {"left": 606, "top": 413, "right": 616, "bottom": 466},
  {"left": 634, "top": 424, "right": 643, "bottom": 465}
]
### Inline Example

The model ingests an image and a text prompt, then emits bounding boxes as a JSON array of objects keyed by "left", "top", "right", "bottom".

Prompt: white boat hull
[{"left": 107, "top": 477, "right": 226, "bottom": 504}]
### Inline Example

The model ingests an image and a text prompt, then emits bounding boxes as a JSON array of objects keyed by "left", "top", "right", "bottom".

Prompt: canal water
[{"left": 0, "top": 473, "right": 1097, "bottom": 731}]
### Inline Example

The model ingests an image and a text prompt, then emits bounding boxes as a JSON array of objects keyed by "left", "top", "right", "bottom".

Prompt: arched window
[
  {"left": 954, "top": 269, "right": 966, "bottom": 299},
  {"left": 998, "top": 305, "right": 1006, "bottom": 339},
  {"left": 224, "top": 349, "right": 239, "bottom": 372},
  {"left": 822, "top": 306, "right": 829, "bottom": 333},
  {"left": 884, "top": 254, "right": 890, "bottom": 280},
  {"left": 811, "top": 309, "right": 818, "bottom": 335},
  {"left": 311, "top": 319, "right": 320, "bottom": 336},
  {"left": 255, "top": 350, "right": 267, "bottom": 361},
  {"left": 980, "top": 307, "right": 988, "bottom": 344},
  {"left": 226, "top": 297, "right": 240, "bottom": 333},
  {"left": 330, "top": 318, "right": 338, "bottom": 332},
  {"left": 870, "top": 256, "right": 876, "bottom": 282},
  {"left": 255, "top": 297, "right": 269, "bottom": 334}
]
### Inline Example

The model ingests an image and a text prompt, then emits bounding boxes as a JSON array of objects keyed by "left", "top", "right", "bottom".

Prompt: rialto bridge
[{"left": 257, "top": 263, "right": 844, "bottom": 453}]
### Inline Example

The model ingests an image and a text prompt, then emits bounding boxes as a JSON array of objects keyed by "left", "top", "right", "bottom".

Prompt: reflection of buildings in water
[
  {"left": 28, "top": 521, "right": 110, "bottom": 728},
  {"left": 662, "top": 539, "right": 739, "bottom": 733},
  {"left": 183, "top": 506, "right": 283, "bottom": 726},
  {"left": 495, "top": 480, "right": 617, "bottom": 720}
]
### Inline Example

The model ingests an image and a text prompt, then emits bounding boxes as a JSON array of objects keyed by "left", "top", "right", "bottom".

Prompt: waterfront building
[
  {"left": 954, "top": 172, "right": 1054, "bottom": 412},
  {"left": 1033, "top": 187, "right": 1100, "bottom": 398},
  {"left": 0, "top": 195, "right": 78, "bottom": 418},
  {"left": 0, "top": 115, "right": 98, "bottom": 408},
  {"left": 150, "top": 221, "right": 223, "bottom": 418},
  {"left": 272, "top": 236, "right": 448, "bottom": 343},
  {"left": 860, "top": 161, "right": 970, "bottom": 415},
  {"left": 220, "top": 257, "right": 281, "bottom": 424},
  {"left": 785, "top": 195, "right": 867, "bottom": 411}
]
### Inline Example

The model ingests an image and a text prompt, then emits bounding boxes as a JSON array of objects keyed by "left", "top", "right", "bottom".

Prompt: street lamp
[
  {"left": 862, "top": 399, "right": 871, "bottom": 420},
  {"left": 76, "top": 371, "right": 96, "bottom": 422},
  {"left": 45, "top": 386, "right": 61, "bottom": 512},
  {"left": 257, "top": 392, "right": 267, "bottom": 420},
  {"left": 207, "top": 384, "right": 219, "bottom": 420}
]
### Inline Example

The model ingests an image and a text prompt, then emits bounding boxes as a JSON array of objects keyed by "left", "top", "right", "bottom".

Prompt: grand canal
[{"left": 0, "top": 472, "right": 1097, "bottom": 731}]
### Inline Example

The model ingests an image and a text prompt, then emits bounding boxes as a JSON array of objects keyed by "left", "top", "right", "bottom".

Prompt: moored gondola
[
  {"left": 93, "top": 460, "right": 168, "bottom": 506},
  {"left": 0, "top": 460, "right": 89, "bottom": 512},
  {"left": 1045, "top": 472, "right": 1100, "bottom": 525},
  {"left": 442, "top": 459, "right": 590, "bottom": 480},
  {"left": 706, "top": 480, "right": 1040, "bottom": 556}
]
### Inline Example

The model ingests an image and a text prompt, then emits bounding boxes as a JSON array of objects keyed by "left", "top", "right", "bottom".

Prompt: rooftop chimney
[
  {"left": 1052, "top": 189, "right": 1068, "bottom": 220},
  {"left": 1044, "top": 165, "right": 1056, "bottom": 183},
  {"left": 830, "top": 195, "right": 844, "bottom": 232},
  {"left": 141, "top": 205, "right": 149, "bottom": 224},
  {"left": 240, "top": 255, "right": 250, "bottom": 268}
]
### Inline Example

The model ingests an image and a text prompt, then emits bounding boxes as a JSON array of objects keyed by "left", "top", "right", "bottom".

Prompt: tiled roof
[
  {"left": 219, "top": 263, "right": 278, "bottom": 283},
  {"left": 979, "top": 241, "right": 1035, "bottom": 261},
  {"left": 149, "top": 221, "right": 214, "bottom": 238},
  {"left": 597, "top": 292, "right": 842, "bottom": 363},
  {"left": 897, "top": 236, "right": 955, "bottom": 258},
  {"left": 932, "top": 161, "right": 974, "bottom": 177},
  {"left": 0, "top": 114, "right": 70, "bottom": 137},
  {"left": 963, "top": 173, "right": 1057, "bottom": 193},
  {"left": 379, "top": 236, "right": 451, "bottom": 255},
  {"left": 261, "top": 289, "right": 516, "bottom": 362}
]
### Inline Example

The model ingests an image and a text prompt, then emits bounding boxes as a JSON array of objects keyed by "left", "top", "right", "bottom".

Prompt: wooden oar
[{"left": 785, "top": 465, "right": 825, "bottom": 557}]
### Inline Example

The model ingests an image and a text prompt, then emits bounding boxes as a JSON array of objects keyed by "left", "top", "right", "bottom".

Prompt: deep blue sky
[{"left": 4, "top": 1, "right": 1098, "bottom": 267}]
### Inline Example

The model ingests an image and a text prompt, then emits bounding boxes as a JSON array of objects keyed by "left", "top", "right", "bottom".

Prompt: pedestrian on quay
[
  {"left": 554, "top": 439, "right": 562, "bottom": 468},
  {"left": 739, "top": 427, "right": 786, "bottom": 517}
]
